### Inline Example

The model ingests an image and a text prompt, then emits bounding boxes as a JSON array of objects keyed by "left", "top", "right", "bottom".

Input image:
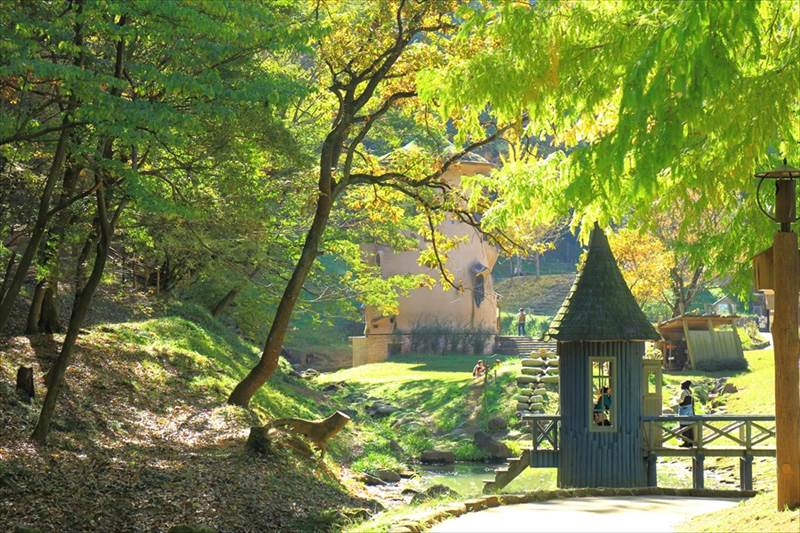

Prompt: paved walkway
[{"left": 430, "top": 495, "right": 740, "bottom": 532}]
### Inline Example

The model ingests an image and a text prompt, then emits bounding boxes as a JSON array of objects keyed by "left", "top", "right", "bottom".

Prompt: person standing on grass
[
  {"left": 517, "top": 308, "right": 527, "bottom": 336},
  {"left": 676, "top": 380, "right": 695, "bottom": 447}
]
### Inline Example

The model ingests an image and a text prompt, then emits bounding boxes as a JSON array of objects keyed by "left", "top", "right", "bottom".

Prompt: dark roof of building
[{"left": 547, "top": 223, "right": 660, "bottom": 342}]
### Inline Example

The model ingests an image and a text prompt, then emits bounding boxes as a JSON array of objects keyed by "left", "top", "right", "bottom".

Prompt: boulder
[
  {"left": 419, "top": 450, "right": 455, "bottom": 464},
  {"left": 722, "top": 382, "right": 738, "bottom": 394},
  {"left": 299, "top": 368, "right": 319, "bottom": 379},
  {"left": 411, "top": 484, "right": 458, "bottom": 504},
  {"left": 367, "top": 401, "right": 399, "bottom": 417},
  {"left": 321, "top": 383, "right": 342, "bottom": 393},
  {"left": 473, "top": 431, "right": 511, "bottom": 460},
  {"left": 374, "top": 469, "right": 401, "bottom": 483},
  {"left": 487, "top": 417, "right": 508, "bottom": 433},
  {"left": 359, "top": 472, "right": 386, "bottom": 486},
  {"left": 399, "top": 468, "right": 418, "bottom": 479}
]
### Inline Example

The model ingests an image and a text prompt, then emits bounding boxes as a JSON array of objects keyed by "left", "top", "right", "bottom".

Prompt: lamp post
[{"left": 755, "top": 158, "right": 800, "bottom": 510}]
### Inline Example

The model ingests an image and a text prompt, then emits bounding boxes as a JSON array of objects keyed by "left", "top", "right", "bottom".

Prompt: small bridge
[
  {"left": 642, "top": 415, "right": 776, "bottom": 490},
  {"left": 484, "top": 414, "right": 776, "bottom": 493}
]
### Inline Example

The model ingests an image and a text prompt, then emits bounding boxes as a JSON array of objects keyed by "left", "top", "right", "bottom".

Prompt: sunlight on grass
[{"left": 680, "top": 490, "right": 799, "bottom": 533}]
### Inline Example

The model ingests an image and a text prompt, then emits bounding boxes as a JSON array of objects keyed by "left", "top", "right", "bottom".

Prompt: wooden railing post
[
  {"left": 554, "top": 419, "right": 559, "bottom": 451},
  {"left": 693, "top": 453, "right": 705, "bottom": 489},
  {"left": 745, "top": 420, "right": 752, "bottom": 451},
  {"left": 532, "top": 419, "right": 538, "bottom": 451},
  {"left": 741, "top": 453, "right": 754, "bottom": 491},
  {"left": 694, "top": 419, "right": 703, "bottom": 449},
  {"left": 647, "top": 454, "right": 658, "bottom": 487}
]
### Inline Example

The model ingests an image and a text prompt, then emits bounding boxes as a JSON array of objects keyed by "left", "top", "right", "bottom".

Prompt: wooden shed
[
  {"left": 547, "top": 224, "right": 660, "bottom": 488},
  {"left": 657, "top": 315, "right": 746, "bottom": 371}
]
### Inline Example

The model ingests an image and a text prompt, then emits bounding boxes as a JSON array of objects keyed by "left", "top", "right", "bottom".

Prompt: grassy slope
[
  {"left": 0, "top": 303, "right": 373, "bottom": 531},
  {"left": 494, "top": 274, "right": 575, "bottom": 316},
  {"left": 675, "top": 347, "right": 799, "bottom": 532},
  {"left": 320, "top": 355, "right": 559, "bottom": 470}
]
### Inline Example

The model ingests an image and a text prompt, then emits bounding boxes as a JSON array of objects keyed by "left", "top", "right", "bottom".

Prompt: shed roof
[{"left": 547, "top": 224, "right": 660, "bottom": 342}]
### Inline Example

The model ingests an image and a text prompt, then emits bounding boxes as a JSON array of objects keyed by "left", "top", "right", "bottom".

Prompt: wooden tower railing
[
  {"left": 642, "top": 414, "right": 776, "bottom": 490},
  {"left": 528, "top": 414, "right": 560, "bottom": 451},
  {"left": 519, "top": 414, "right": 776, "bottom": 491}
]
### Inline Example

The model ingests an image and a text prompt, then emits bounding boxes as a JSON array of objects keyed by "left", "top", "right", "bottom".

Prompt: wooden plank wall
[
  {"left": 687, "top": 330, "right": 746, "bottom": 368},
  {"left": 558, "top": 341, "right": 647, "bottom": 488}
]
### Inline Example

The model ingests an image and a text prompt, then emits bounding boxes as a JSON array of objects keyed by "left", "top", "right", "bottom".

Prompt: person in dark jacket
[{"left": 676, "top": 380, "right": 695, "bottom": 447}]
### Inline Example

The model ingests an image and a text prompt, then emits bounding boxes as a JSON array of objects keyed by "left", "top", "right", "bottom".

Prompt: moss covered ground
[{"left": 0, "top": 302, "right": 374, "bottom": 531}]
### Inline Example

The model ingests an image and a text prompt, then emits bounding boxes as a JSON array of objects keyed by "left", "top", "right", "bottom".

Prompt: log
[
  {"left": 516, "top": 375, "right": 539, "bottom": 385},
  {"left": 540, "top": 375, "right": 560, "bottom": 384},
  {"left": 16, "top": 366, "right": 34, "bottom": 402}
]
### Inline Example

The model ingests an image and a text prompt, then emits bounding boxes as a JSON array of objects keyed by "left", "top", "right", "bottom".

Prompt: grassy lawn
[
  {"left": 681, "top": 490, "right": 799, "bottom": 532},
  {"left": 661, "top": 347, "right": 775, "bottom": 415},
  {"left": 320, "top": 353, "right": 558, "bottom": 471},
  {"left": 673, "top": 347, "right": 799, "bottom": 532}
]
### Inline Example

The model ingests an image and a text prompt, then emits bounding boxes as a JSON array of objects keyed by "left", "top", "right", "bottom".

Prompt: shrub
[
  {"left": 407, "top": 320, "right": 493, "bottom": 355},
  {"left": 452, "top": 441, "right": 487, "bottom": 462}
]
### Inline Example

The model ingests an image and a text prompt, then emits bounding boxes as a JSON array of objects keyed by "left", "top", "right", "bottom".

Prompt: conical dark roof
[{"left": 547, "top": 224, "right": 660, "bottom": 341}]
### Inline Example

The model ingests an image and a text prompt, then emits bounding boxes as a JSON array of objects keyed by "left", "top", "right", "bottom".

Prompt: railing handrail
[
  {"left": 642, "top": 415, "right": 775, "bottom": 422},
  {"left": 522, "top": 414, "right": 562, "bottom": 421}
]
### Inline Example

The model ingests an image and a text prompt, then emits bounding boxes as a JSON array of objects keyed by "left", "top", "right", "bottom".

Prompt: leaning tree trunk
[
  {"left": 0, "top": 251, "right": 17, "bottom": 303},
  {"left": 27, "top": 164, "right": 82, "bottom": 334},
  {"left": 228, "top": 184, "right": 333, "bottom": 407},
  {"left": 211, "top": 266, "right": 260, "bottom": 317},
  {"left": 31, "top": 193, "right": 124, "bottom": 444},
  {"left": 0, "top": 127, "right": 70, "bottom": 332},
  {"left": 211, "top": 287, "right": 240, "bottom": 317}
]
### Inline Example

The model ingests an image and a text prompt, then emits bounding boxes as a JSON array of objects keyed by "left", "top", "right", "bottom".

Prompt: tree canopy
[{"left": 421, "top": 0, "right": 800, "bottom": 292}]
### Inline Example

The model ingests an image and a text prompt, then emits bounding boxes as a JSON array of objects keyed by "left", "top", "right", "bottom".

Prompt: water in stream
[{"left": 414, "top": 463, "right": 557, "bottom": 497}]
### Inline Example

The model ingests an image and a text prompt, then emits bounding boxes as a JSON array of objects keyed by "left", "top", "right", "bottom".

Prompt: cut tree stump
[{"left": 16, "top": 366, "right": 34, "bottom": 402}]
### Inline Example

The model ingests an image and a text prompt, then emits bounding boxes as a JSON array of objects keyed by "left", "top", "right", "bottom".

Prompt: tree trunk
[
  {"left": 39, "top": 285, "right": 61, "bottom": 333},
  {"left": 0, "top": 1, "right": 85, "bottom": 333},
  {"left": 31, "top": 196, "right": 124, "bottom": 444},
  {"left": 0, "top": 251, "right": 17, "bottom": 303},
  {"left": 0, "top": 127, "right": 71, "bottom": 332},
  {"left": 25, "top": 281, "right": 46, "bottom": 334},
  {"left": 211, "top": 287, "right": 240, "bottom": 317},
  {"left": 16, "top": 366, "right": 35, "bottom": 402},
  {"left": 211, "top": 266, "right": 260, "bottom": 317},
  {"left": 228, "top": 184, "right": 333, "bottom": 406}
]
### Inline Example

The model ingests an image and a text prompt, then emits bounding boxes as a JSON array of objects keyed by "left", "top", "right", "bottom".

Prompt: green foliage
[
  {"left": 452, "top": 441, "right": 486, "bottom": 462},
  {"left": 422, "top": 0, "right": 800, "bottom": 294}
]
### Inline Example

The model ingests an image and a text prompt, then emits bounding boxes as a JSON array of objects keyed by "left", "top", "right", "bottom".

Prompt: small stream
[{"left": 414, "top": 462, "right": 557, "bottom": 498}]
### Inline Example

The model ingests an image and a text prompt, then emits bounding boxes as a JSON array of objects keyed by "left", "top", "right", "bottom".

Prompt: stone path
[{"left": 430, "top": 495, "right": 740, "bottom": 532}]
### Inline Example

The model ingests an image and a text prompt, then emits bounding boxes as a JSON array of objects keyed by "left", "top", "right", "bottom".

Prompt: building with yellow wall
[{"left": 351, "top": 150, "right": 499, "bottom": 366}]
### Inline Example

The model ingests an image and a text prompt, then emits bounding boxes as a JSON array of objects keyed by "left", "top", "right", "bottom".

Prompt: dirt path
[{"left": 430, "top": 495, "right": 740, "bottom": 532}]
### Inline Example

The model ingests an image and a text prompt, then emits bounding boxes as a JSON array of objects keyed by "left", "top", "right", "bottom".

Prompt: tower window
[{"left": 589, "top": 356, "right": 616, "bottom": 431}]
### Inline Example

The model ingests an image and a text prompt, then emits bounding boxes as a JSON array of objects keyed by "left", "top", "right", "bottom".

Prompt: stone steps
[{"left": 494, "top": 336, "right": 556, "bottom": 356}]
